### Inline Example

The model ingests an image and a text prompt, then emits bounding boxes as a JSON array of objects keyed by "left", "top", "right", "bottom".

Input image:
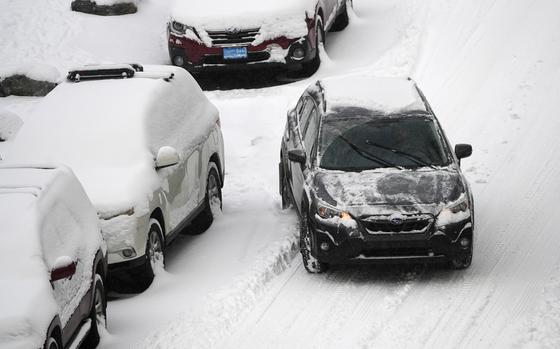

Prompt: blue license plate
[{"left": 223, "top": 47, "right": 248, "bottom": 60}]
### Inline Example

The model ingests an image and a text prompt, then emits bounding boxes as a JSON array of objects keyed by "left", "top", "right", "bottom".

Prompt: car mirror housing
[
  {"left": 288, "top": 149, "right": 306, "bottom": 164},
  {"left": 50, "top": 256, "right": 77, "bottom": 282},
  {"left": 155, "top": 146, "right": 180, "bottom": 169},
  {"left": 454, "top": 144, "right": 472, "bottom": 160}
]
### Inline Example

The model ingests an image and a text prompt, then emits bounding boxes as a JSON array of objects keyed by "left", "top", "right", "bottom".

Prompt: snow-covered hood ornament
[{"left": 313, "top": 167, "right": 465, "bottom": 215}]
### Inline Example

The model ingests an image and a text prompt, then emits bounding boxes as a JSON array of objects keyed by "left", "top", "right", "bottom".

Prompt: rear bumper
[
  {"left": 168, "top": 31, "right": 316, "bottom": 72},
  {"left": 309, "top": 215, "right": 473, "bottom": 264}
]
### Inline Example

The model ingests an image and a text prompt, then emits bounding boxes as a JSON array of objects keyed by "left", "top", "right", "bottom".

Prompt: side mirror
[
  {"left": 50, "top": 256, "right": 76, "bottom": 282},
  {"left": 155, "top": 146, "right": 180, "bottom": 169},
  {"left": 454, "top": 144, "right": 473, "bottom": 160},
  {"left": 288, "top": 149, "right": 306, "bottom": 164}
]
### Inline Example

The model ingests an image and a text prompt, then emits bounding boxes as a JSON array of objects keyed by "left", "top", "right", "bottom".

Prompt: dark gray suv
[{"left": 279, "top": 76, "right": 474, "bottom": 273}]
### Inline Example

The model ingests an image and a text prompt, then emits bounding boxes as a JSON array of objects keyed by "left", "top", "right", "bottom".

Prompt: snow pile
[
  {"left": 0, "top": 64, "right": 61, "bottom": 83},
  {"left": 0, "top": 111, "right": 22, "bottom": 142},
  {"left": 142, "top": 227, "right": 300, "bottom": 349},
  {"left": 321, "top": 75, "right": 427, "bottom": 114}
]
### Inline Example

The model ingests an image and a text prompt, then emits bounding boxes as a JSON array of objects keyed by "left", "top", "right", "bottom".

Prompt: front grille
[
  {"left": 203, "top": 51, "right": 270, "bottom": 65},
  {"left": 360, "top": 214, "right": 433, "bottom": 234},
  {"left": 360, "top": 247, "right": 435, "bottom": 258},
  {"left": 207, "top": 28, "right": 260, "bottom": 47}
]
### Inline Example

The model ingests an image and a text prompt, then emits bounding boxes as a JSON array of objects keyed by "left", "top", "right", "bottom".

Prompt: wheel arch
[{"left": 209, "top": 152, "right": 224, "bottom": 188}]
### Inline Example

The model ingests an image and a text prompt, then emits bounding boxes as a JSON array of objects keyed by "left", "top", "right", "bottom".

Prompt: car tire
[
  {"left": 448, "top": 244, "right": 473, "bottom": 270},
  {"left": 188, "top": 162, "right": 222, "bottom": 234},
  {"left": 132, "top": 219, "right": 165, "bottom": 291},
  {"left": 81, "top": 274, "right": 107, "bottom": 349},
  {"left": 301, "top": 19, "right": 324, "bottom": 76},
  {"left": 330, "top": 0, "right": 350, "bottom": 32},
  {"left": 279, "top": 161, "right": 291, "bottom": 210},
  {"left": 44, "top": 336, "right": 61, "bottom": 349},
  {"left": 300, "top": 211, "right": 328, "bottom": 274}
]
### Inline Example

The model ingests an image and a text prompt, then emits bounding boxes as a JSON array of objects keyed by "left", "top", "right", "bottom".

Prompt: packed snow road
[{"left": 1, "top": 0, "right": 560, "bottom": 348}]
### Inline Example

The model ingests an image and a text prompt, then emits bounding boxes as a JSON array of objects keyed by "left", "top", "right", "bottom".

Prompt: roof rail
[{"left": 67, "top": 64, "right": 143, "bottom": 82}]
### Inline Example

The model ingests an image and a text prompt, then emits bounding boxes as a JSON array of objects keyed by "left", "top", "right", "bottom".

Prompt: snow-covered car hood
[
  {"left": 313, "top": 167, "right": 465, "bottom": 215},
  {"left": 171, "top": 0, "right": 315, "bottom": 36}
]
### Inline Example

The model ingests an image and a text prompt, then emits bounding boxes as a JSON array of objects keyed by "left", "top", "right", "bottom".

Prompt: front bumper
[
  {"left": 308, "top": 214, "right": 473, "bottom": 264},
  {"left": 167, "top": 31, "right": 316, "bottom": 72}
]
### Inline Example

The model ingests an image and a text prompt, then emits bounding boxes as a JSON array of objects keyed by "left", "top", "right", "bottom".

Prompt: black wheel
[
  {"left": 81, "top": 274, "right": 107, "bottom": 349},
  {"left": 188, "top": 163, "right": 222, "bottom": 234},
  {"left": 301, "top": 19, "right": 325, "bottom": 76},
  {"left": 44, "top": 336, "right": 61, "bottom": 349},
  {"left": 330, "top": 0, "right": 350, "bottom": 32},
  {"left": 300, "top": 211, "right": 328, "bottom": 274},
  {"left": 279, "top": 162, "right": 291, "bottom": 210},
  {"left": 448, "top": 244, "right": 473, "bottom": 270}
]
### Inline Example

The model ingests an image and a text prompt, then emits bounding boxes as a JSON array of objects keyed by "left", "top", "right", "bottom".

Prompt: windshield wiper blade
[
  {"left": 364, "top": 141, "right": 439, "bottom": 170},
  {"left": 338, "top": 135, "right": 404, "bottom": 170}
]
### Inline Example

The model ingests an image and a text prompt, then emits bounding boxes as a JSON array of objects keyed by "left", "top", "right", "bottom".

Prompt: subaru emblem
[{"left": 390, "top": 217, "right": 403, "bottom": 225}]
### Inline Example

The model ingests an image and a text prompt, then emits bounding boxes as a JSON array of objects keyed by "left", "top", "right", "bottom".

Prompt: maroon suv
[{"left": 167, "top": 0, "right": 351, "bottom": 73}]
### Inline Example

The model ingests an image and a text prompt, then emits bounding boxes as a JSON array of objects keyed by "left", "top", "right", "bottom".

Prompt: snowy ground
[{"left": 1, "top": 0, "right": 560, "bottom": 348}]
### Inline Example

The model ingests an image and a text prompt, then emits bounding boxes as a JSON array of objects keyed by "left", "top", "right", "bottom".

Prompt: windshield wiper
[
  {"left": 364, "top": 140, "right": 439, "bottom": 170},
  {"left": 338, "top": 135, "right": 404, "bottom": 170}
]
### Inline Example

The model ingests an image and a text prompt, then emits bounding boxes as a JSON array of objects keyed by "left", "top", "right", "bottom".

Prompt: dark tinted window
[
  {"left": 299, "top": 97, "right": 314, "bottom": 135},
  {"left": 319, "top": 112, "right": 450, "bottom": 171},
  {"left": 303, "top": 106, "right": 319, "bottom": 159}
]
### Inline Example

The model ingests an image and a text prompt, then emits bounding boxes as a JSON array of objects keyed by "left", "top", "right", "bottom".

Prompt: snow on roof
[
  {"left": 320, "top": 75, "right": 427, "bottom": 114},
  {"left": 171, "top": 0, "right": 314, "bottom": 39},
  {"left": 4, "top": 65, "right": 219, "bottom": 213}
]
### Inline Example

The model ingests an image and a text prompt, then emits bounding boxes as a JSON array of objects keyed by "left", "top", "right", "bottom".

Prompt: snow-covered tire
[
  {"left": 300, "top": 211, "right": 328, "bottom": 274},
  {"left": 330, "top": 1, "right": 350, "bottom": 32},
  {"left": 133, "top": 219, "right": 165, "bottom": 291},
  {"left": 448, "top": 244, "right": 473, "bottom": 270},
  {"left": 82, "top": 274, "right": 107, "bottom": 349},
  {"left": 44, "top": 336, "right": 61, "bottom": 349},
  {"left": 189, "top": 163, "right": 222, "bottom": 234},
  {"left": 301, "top": 19, "right": 324, "bottom": 76},
  {"left": 279, "top": 161, "right": 291, "bottom": 210}
]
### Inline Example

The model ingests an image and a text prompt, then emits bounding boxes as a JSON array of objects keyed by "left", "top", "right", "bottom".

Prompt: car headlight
[
  {"left": 439, "top": 196, "right": 470, "bottom": 220},
  {"left": 170, "top": 21, "right": 198, "bottom": 37},
  {"left": 317, "top": 202, "right": 352, "bottom": 220}
]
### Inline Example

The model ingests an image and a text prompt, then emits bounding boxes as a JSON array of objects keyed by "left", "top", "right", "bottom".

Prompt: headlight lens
[
  {"left": 317, "top": 203, "right": 351, "bottom": 220},
  {"left": 170, "top": 21, "right": 198, "bottom": 37},
  {"left": 447, "top": 199, "right": 469, "bottom": 214}
]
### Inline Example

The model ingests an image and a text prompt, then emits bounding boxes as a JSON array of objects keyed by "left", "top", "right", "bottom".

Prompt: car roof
[{"left": 317, "top": 75, "right": 428, "bottom": 115}]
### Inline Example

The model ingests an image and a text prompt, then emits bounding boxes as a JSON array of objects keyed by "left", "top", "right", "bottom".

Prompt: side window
[
  {"left": 303, "top": 106, "right": 319, "bottom": 160},
  {"left": 299, "top": 97, "right": 314, "bottom": 135}
]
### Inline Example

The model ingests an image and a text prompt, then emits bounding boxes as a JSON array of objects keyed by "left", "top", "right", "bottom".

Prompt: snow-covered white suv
[
  {"left": 3, "top": 64, "right": 225, "bottom": 291},
  {"left": 0, "top": 164, "right": 107, "bottom": 349}
]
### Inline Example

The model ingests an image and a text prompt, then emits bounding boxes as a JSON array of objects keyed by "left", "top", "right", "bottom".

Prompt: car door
[
  {"left": 290, "top": 96, "right": 318, "bottom": 213},
  {"left": 161, "top": 147, "right": 201, "bottom": 231},
  {"left": 42, "top": 202, "right": 87, "bottom": 337}
]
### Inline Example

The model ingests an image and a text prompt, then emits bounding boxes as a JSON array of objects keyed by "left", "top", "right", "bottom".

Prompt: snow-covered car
[
  {"left": 167, "top": 0, "right": 351, "bottom": 73},
  {"left": 279, "top": 76, "right": 474, "bottom": 273},
  {"left": 3, "top": 64, "right": 225, "bottom": 290},
  {"left": 0, "top": 164, "right": 107, "bottom": 349}
]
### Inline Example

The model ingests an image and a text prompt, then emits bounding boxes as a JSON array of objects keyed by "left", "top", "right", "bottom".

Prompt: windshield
[{"left": 319, "top": 112, "right": 450, "bottom": 171}]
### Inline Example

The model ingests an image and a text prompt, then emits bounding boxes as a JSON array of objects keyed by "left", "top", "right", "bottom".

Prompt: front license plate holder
[{"left": 223, "top": 47, "right": 248, "bottom": 60}]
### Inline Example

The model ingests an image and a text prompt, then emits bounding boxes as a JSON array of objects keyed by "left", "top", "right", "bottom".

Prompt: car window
[
  {"left": 299, "top": 97, "right": 314, "bottom": 135},
  {"left": 303, "top": 106, "right": 319, "bottom": 161},
  {"left": 319, "top": 111, "right": 450, "bottom": 171}
]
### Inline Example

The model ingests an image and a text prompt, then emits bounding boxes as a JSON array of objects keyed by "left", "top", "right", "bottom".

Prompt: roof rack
[{"left": 67, "top": 63, "right": 144, "bottom": 82}]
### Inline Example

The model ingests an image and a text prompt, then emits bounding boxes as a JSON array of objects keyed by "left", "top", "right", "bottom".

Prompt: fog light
[
  {"left": 292, "top": 47, "right": 305, "bottom": 60},
  {"left": 120, "top": 247, "right": 137, "bottom": 259},
  {"left": 459, "top": 237, "right": 470, "bottom": 248},
  {"left": 173, "top": 55, "right": 185, "bottom": 67},
  {"left": 320, "top": 242, "right": 330, "bottom": 251}
]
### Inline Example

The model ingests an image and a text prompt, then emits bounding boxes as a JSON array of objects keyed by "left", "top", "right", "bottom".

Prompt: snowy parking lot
[{"left": 1, "top": 0, "right": 560, "bottom": 348}]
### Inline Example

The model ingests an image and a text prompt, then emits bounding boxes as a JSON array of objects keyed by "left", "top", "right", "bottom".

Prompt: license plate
[{"left": 223, "top": 47, "right": 248, "bottom": 60}]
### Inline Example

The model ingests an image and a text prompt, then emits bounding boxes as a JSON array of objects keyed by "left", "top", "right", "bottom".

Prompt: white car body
[{"left": 2, "top": 65, "right": 225, "bottom": 273}]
